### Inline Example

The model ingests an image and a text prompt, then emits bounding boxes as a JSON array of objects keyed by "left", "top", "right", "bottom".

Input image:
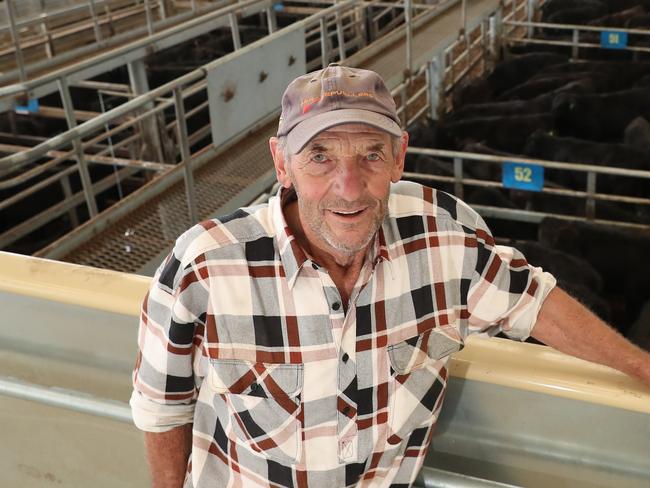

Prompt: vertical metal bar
[
  {"left": 173, "top": 87, "right": 199, "bottom": 225},
  {"left": 158, "top": 0, "right": 167, "bottom": 19},
  {"left": 266, "top": 7, "right": 277, "bottom": 34},
  {"left": 128, "top": 59, "right": 165, "bottom": 163},
  {"left": 57, "top": 77, "right": 99, "bottom": 218},
  {"left": 191, "top": 0, "right": 198, "bottom": 12},
  {"left": 144, "top": 0, "right": 155, "bottom": 35},
  {"left": 87, "top": 0, "right": 103, "bottom": 43},
  {"left": 405, "top": 0, "right": 413, "bottom": 76},
  {"left": 5, "top": 0, "right": 27, "bottom": 84},
  {"left": 572, "top": 29, "right": 580, "bottom": 59},
  {"left": 453, "top": 157, "right": 464, "bottom": 200},
  {"left": 400, "top": 83, "right": 407, "bottom": 128},
  {"left": 40, "top": 19, "right": 55, "bottom": 59},
  {"left": 428, "top": 51, "right": 445, "bottom": 119},
  {"left": 59, "top": 175, "right": 80, "bottom": 228},
  {"left": 526, "top": 0, "right": 536, "bottom": 38},
  {"left": 461, "top": 0, "right": 467, "bottom": 37},
  {"left": 335, "top": 1, "right": 346, "bottom": 61},
  {"left": 320, "top": 17, "right": 330, "bottom": 68},
  {"left": 585, "top": 171, "right": 596, "bottom": 220},
  {"left": 230, "top": 13, "right": 242, "bottom": 50}
]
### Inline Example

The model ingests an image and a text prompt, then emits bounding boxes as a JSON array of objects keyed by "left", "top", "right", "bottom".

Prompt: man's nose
[{"left": 334, "top": 158, "right": 365, "bottom": 200}]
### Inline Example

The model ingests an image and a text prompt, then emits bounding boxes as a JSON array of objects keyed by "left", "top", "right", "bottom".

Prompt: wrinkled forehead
[{"left": 303, "top": 123, "right": 392, "bottom": 149}]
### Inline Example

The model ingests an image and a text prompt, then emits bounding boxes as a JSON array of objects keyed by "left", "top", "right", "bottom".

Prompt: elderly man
[{"left": 131, "top": 64, "right": 650, "bottom": 488}]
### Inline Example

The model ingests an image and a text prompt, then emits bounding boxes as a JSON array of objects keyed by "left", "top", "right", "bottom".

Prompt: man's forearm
[
  {"left": 531, "top": 287, "right": 650, "bottom": 386},
  {"left": 145, "top": 424, "right": 193, "bottom": 488}
]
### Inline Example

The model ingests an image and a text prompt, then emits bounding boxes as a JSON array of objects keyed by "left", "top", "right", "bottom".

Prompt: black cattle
[
  {"left": 523, "top": 130, "right": 649, "bottom": 171},
  {"left": 452, "top": 52, "right": 567, "bottom": 108},
  {"left": 523, "top": 130, "right": 650, "bottom": 195},
  {"left": 546, "top": 5, "right": 609, "bottom": 27},
  {"left": 588, "top": 5, "right": 647, "bottom": 27},
  {"left": 625, "top": 14, "right": 650, "bottom": 28},
  {"left": 497, "top": 73, "right": 594, "bottom": 101},
  {"left": 624, "top": 117, "right": 650, "bottom": 151},
  {"left": 552, "top": 88, "right": 650, "bottom": 140},
  {"left": 504, "top": 240, "right": 610, "bottom": 320},
  {"left": 540, "top": 0, "right": 606, "bottom": 20},
  {"left": 438, "top": 114, "right": 553, "bottom": 153},
  {"left": 626, "top": 300, "right": 650, "bottom": 351},
  {"left": 541, "top": 61, "right": 650, "bottom": 91},
  {"left": 538, "top": 218, "right": 650, "bottom": 330}
]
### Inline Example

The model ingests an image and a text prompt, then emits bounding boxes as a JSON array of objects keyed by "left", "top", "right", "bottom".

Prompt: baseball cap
[{"left": 277, "top": 64, "right": 402, "bottom": 154}]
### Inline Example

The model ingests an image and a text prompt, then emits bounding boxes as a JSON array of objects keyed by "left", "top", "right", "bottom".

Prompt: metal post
[
  {"left": 173, "top": 87, "right": 199, "bottom": 225},
  {"left": 400, "top": 83, "right": 408, "bottom": 128},
  {"left": 453, "top": 157, "right": 464, "bottom": 199},
  {"left": 405, "top": 0, "right": 413, "bottom": 76},
  {"left": 191, "top": 0, "right": 198, "bottom": 13},
  {"left": 59, "top": 175, "right": 81, "bottom": 228},
  {"left": 229, "top": 13, "right": 242, "bottom": 49},
  {"left": 158, "top": 0, "right": 167, "bottom": 19},
  {"left": 5, "top": 0, "right": 27, "bottom": 83},
  {"left": 127, "top": 59, "right": 165, "bottom": 163},
  {"left": 320, "top": 17, "right": 330, "bottom": 68},
  {"left": 526, "top": 0, "right": 536, "bottom": 38},
  {"left": 40, "top": 18, "right": 55, "bottom": 59},
  {"left": 428, "top": 51, "right": 445, "bottom": 120},
  {"left": 461, "top": 0, "right": 467, "bottom": 38},
  {"left": 57, "top": 78, "right": 99, "bottom": 218},
  {"left": 585, "top": 171, "right": 596, "bottom": 220},
  {"left": 335, "top": 11, "right": 346, "bottom": 61},
  {"left": 266, "top": 7, "right": 277, "bottom": 34},
  {"left": 572, "top": 29, "right": 579, "bottom": 59},
  {"left": 144, "top": 0, "right": 155, "bottom": 35},
  {"left": 87, "top": 0, "right": 104, "bottom": 43},
  {"left": 488, "top": 9, "right": 502, "bottom": 62}
]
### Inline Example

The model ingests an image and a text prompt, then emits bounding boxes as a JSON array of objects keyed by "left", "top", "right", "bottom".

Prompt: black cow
[
  {"left": 588, "top": 5, "right": 647, "bottom": 27},
  {"left": 552, "top": 87, "right": 650, "bottom": 140},
  {"left": 626, "top": 300, "right": 650, "bottom": 351},
  {"left": 538, "top": 218, "right": 650, "bottom": 330},
  {"left": 624, "top": 117, "right": 650, "bottom": 151},
  {"left": 541, "top": 0, "right": 606, "bottom": 20},
  {"left": 438, "top": 114, "right": 554, "bottom": 153},
  {"left": 452, "top": 52, "right": 567, "bottom": 108}
]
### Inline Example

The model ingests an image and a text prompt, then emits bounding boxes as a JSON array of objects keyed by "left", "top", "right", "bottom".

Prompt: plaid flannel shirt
[{"left": 131, "top": 181, "right": 556, "bottom": 487}]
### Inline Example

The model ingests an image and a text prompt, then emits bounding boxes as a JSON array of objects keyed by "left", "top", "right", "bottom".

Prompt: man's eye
[
  {"left": 311, "top": 153, "right": 328, "bottom": 163},
  {"left": 367, "top": 152, "right": 382, "bottom": 161}
]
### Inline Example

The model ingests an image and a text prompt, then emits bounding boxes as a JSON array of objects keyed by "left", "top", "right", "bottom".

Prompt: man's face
[{"left": 271, "top": 123, "right": 407, "bottom": 261}]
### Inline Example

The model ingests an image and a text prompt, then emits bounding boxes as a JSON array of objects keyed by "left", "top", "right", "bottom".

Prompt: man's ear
[
  {"left": 269, "top": 137, "right": 292, "bottom": 188},
  {"left": 391, "top": 131, "right": 409, "bottom": 183}
]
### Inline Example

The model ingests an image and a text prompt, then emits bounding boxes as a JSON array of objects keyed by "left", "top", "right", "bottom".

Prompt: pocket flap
[
  {"left": 389, "top": 326, "right": 463, "bottom": 374},
  {"left": 209, "top": 360, "right": 303, "bottom": 398}
]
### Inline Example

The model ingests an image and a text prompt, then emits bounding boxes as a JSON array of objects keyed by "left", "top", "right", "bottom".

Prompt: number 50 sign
[{"left": 502, "top": 161, "right": 544, "bottom": 192}]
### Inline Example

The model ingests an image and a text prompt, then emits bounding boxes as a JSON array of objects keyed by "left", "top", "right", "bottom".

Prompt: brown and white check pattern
[{"left": 131, "top": 181, "right": 556, "bottom": 487}]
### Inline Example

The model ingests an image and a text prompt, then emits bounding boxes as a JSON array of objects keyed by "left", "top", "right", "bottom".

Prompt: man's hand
[
  {"left": 532, "top": 287, "right": 650, "bottom": 387},
  {"left": 144, "top": 424, "right": 193, "bottom": 488}
]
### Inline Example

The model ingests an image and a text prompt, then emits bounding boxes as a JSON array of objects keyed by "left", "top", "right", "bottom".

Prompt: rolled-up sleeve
[
  {"left": 131, "top": 247, "right": 207, "bottom": 432},
  {"left": 466, "top": 214, "right": 556, "bottom": 341}
]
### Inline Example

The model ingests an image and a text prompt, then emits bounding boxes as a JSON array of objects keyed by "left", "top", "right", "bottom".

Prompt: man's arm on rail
[
  {"left": 144, "top": 425, "right": 192, "bottom": 488},
  {"left": 531, "top": 287, "right": 650, "bottom": 387}
]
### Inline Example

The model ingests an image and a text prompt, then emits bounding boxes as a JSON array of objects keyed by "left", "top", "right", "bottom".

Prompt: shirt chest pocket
[
  {"left": 386, "top": 326, "right": 462, "bottom": 444},
  {"left": 209, "top": 359, "right": 304, "bottom": 465}
]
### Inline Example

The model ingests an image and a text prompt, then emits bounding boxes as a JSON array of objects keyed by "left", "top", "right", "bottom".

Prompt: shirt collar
[{"left": 271, "top": 187, "right": 393, "bottom": 289}]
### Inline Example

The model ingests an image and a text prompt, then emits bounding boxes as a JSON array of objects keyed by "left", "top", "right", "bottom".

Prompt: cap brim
[{"left": 286, "top": 109, "right": 402, "bottom": 154}]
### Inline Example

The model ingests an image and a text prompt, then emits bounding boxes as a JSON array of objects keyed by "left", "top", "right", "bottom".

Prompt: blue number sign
[
  {"left": 502, "top": 161, "right": 544, "bottom": 192},
  {"left": 600, "top": 31, "right": 628, "bottom": 49},
  {"left": 15, "top": 98, "right": 39, "bottom": 114}
]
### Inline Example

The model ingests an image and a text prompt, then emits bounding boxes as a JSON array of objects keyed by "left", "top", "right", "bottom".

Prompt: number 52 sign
[{"left": 502, "top": 161, "right": 544, "bottom": 192}]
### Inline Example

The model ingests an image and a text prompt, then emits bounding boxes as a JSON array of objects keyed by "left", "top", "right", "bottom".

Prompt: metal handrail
[
  {"left": 0, "top": 0, "right": 263, "bottom": 98},
  {"left": 0, "top": 376, "right": 132, "bottom": 424}
]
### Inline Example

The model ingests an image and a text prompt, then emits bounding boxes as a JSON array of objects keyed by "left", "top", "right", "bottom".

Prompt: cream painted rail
[{"left": 1, "top": 250, "right": 649, "bottom": 415}]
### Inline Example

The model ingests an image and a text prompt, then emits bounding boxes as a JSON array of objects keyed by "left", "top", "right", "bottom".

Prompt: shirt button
[
  {"left": 311, "top": 262, "right": 319, "bottom": 270},
  {"left": 342, "top": 406, "right": 350, "bottom": 415},
  {"left": 342, "top": 353, "right": 349, "bottom": 363},
  {"left": 250, "top": 383, "right": 259, "bottom": 392},
  {"left": 332, "top": 301, "right": 341, "bottom": 311}
]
